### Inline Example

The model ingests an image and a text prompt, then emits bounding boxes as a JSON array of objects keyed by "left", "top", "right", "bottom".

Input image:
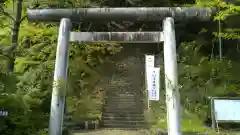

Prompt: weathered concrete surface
[
  {"left": 27, "top": 7, "right": 214, "bottom": 22},
  {"left": 70, "top": 32, "right": 163, "bottom": 43}
]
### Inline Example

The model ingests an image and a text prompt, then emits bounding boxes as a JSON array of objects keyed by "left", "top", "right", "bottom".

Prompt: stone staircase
[
  {"left": 101, "top": 56, "right": 148, "bottom": 129},
  {"left": 101, "top": 87, "right": 147, "bottom": 129}
]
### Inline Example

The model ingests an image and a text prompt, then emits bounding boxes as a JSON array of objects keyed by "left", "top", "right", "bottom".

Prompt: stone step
[
  {"left": 106, "top": 92, "right": 141, "bottom": 95},
  {"left": 106, "top": 95, "right": 141, "bottom": 97},
  {"left": 105, "top": 100, "right": 144, "bottom": 104},
  {"left": 105, "top": 98, "right": 144, "bottom": 102},
  {"left": 108, "top": 78, "right": 134, "bottom": 81},
  {"left": 106, "top": 98, "right": 143, "bottom": 101},
  {"left": 107, "top": 85, "right": 135, "bottom": 88},
  {"left": 106, "top": 92, "right": 143, "bottom": 95},
  {"left": 109, "top": 77, "right": 142, "bottom": 81},
  {"left": 105, "top": 99, "right": 145, "bottom": 104},
  {"left": 103, "top": 108, "right": 144, "bottom": 114},
  {"left": 104, "top": 103, "right": 144, "bottom": 107},
  {"left": 105, "top": 93, "right": 138, "bottom": 97},
  {"left": 103, "top": 104, "right": 144, "bottom": 109},
  {"left": 109, "top": 82, "right": 133, "bottom": 86},
  {"left": 103, "top": 108, "right": 144, "bottom": 113},
  {"left": 64, "top": 122, "right": 85, "bottom": 130},
  {"left": 102, "top": 112, "right": 145, "bottom": 117},
  {"left": 105, "top": 94, "right": 144, "bottom": 97},
  {"left": 106, "top": 87, "right": 141, "bottom": 91},
  {"left": 101, "top": 123, "right": 147, "bottom": 129},
  {"left": 104, "top": 97, "right": 144, "bottom": 101},
  {"left": 105, "top": 95, "right": 143, "bottom": 98},
  {"left": 102, "top": 116, "right": 145, "bottom": 121},
  {"left": 103, "top": 103, "right": 144, "bottom": 107},
  {"left": 102, "top": 119, "right": 147, "bottom": 125},
  {"left": 104, "top": 105, "right": 144, "bottom": 108},
  {"left": 104, "top": 104, "right": 144, "bottom": 109},
  {"left": 106, "top": 86, "right": 141, "bottom": 90},
  {"left": 65, "top": 126, "right": 83, "bottom": 131},
  {"left": 105, "top": 95, "right": 142, "bottom": 97},
  {"left": 105, "top": 97, "right": 144, "bottom": 100},
  {"left": 103, "top": 109, "right": 144, "bottom": 113},
  {"left": 107, "top": 82, "right": 142, "bottom": 86},
  {"left": 64, "top": 116, "right": 73, "bottom": 121},
  {"left": 104, "top": 101, "right": 144, "bottom": 105},
  {"left": 105, "top": 91, "right": 142, "bottom": 97},
  {"left": 64, "top": 121, "right": 99, "bottom": 130},
  {"left": 104, "top": 95, "right": 144, "bottom": 99}
]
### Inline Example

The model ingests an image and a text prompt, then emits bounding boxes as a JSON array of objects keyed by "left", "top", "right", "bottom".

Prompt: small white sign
[
  {"left": 0, "top": 110, "right": 8, "bottom": 117},
  {"left": 145, "top": 55, "right": 155, "bottom": 69},
  {"left": 214, "top": 99, "right": 240, "bottom": 121},
  {"left": 147, "top": 67, "right": 160, "bottom": 101},
  {"left": 145, "top": 55, "right": 155, "bottom": 94}
]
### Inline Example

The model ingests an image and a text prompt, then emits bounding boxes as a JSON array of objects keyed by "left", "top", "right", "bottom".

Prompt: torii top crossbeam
[{"left": 27, "top": 7, "right": 214, "bottom": 22}]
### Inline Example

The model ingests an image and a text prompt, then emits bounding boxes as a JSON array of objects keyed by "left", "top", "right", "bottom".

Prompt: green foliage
[
  {"left": 196, "top": 0, "right": 240, "bottom": 40},
  {"left": 1, "top": 0, "right": 240, "bottom": 134},
  {"left": 1, "top": 0, "right": 123, "bottom": 134},
  {"left": 178, "top": 41, "right": 240, "bottom": 118},
  {"left": 0, "top": 72, "right": 48, "bottom": 135}
]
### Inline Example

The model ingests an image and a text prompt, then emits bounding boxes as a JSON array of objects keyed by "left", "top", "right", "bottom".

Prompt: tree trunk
[{"left": 8, "top": 0, "right": 22, "bottom": 72}]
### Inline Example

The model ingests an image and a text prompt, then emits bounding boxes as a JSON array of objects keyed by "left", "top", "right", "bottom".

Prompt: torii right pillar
[{"left": 163, "top": 17, "right": 181, "bottom": 135}]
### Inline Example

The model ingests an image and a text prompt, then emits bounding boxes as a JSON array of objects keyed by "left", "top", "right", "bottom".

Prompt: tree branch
[
  {"left": 19, "top": 4, "right": 39, "bottom": 23},
  {"left": 20, "top": 3, "right": 39, "bottom": 23},
  {"left": 20, "top": 15, "right": 26, "bottom": 23},
  {"left": 138, "top": 24, "right": 145, "bottom": 32},
  {"left": 110, "top": 21, "right": 128, "bottom": 31},
  {"left": 0, "top": 24, "right": 13, "bottom": 29},
  {"left": 0, "top": 7, "right": 15, "bottom": 21},
  {"left": 0, "top": 45, "right": 11, "bottom": 59}
]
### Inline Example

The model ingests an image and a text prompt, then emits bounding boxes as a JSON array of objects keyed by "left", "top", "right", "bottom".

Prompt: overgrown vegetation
[{"left": 1, "top": 0, "right": 240, "bottom": 134}]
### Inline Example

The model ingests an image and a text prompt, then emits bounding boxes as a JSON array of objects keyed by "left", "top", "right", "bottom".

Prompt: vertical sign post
[
  {"left": 148, "top": 67, "right": 160, "bottom": 101},
  {"left": 49, "top": 18, "right": 71, "bottom": 135},
  {"left": 145, "top": 55, "right": 155, "bottom": 109},
  {"left": 163, "top": 17, "right": 181, "bottom": 135}
]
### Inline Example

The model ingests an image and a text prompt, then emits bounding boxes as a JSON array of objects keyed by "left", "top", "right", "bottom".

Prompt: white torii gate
[{"left": 27, "top": 7, "right": 213, "bottom": 135}]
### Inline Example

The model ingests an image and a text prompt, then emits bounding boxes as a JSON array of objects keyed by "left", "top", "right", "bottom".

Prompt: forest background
[{"left": 1, "top": 0, "right": 240, "bottom": 134}]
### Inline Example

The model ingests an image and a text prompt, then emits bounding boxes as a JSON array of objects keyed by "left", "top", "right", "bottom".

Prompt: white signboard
[
  {"left": 214, "top": 99, "right": 240, "bottom": 121},
  {"left": 145, "top": 55, "right": 155, "bottom": 93},
  {"left": 145, "top": 55, "right": 155, "bottom": 69},
  {"left": 147, "top": 68, "right": 160, "bottom": 101}
]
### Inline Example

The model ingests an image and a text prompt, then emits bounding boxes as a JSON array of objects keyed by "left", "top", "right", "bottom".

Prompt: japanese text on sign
[{"left": 147, "top": 67, "right": 160, "bottom": 100}]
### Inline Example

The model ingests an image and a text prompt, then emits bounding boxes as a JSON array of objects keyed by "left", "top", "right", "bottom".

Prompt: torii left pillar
[{"left": 49, "top": 18, "right": 71, "bottom": 135}]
